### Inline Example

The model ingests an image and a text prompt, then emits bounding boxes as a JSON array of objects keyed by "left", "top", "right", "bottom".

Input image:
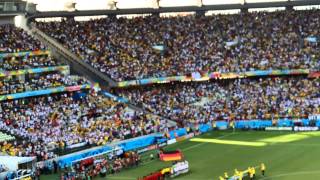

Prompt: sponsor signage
[
  {"left": 293, "top": 126, "right": 319, "bottom": 132},
  {"left": 67, "top": 142, "right": 87, "bottom": 149},
  {"left": 176, "top": 133, "right": 195, "bottom": 142},
  {"left": 309, "top": 114, "right": 320, "bottom": 121},
  {"left": 167, "top": 139, "right": 177, "bottom": 145},
  {"left": 176, "top": 136, "right": 187, "bottom": 142},
  {"left": 171, "top": 161, "right": 189, "bottom": 177},
  {"left": 158, "top": 142, "right": 167, "bottom": 148},
  {"left": 185, "top": 133, "right": 195, "bottom": 139},
  {"left": 137, "top": 144, "right": 158, "bottom": 154},
  {"left": 265, "top": 127, "right": 292, "bottom": 131}
]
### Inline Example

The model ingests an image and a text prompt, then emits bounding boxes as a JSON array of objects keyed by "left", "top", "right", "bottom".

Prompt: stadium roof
[
  {"left": 26, "top": 0, "right": 320, "bottom": 11},
  {"left": 27, "top": 0, "right": 320, "bottom": 19}
]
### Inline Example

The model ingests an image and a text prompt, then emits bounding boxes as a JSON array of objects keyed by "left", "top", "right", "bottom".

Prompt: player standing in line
[
  {"left": 248, "top": 167, "right": 253, "bottom": 180},
  {"left": 252, "top": 166, "right": 256, "bottom": 178},
  {"left": 224, "top": 172, "right": 229, "bottom": 179},
  {"left": 261, "top": 163, "right": 266, "bottom": 176}
]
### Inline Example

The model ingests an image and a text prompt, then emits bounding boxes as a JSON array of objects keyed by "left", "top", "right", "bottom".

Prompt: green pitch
[{"left": 43, "top": 130, "right": 320, "bottom": 180}]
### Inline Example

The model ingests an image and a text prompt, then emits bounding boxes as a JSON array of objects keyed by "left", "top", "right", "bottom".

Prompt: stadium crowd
[
  {"left": 119, "top": 77, "right": 320, "bottom": 125},
  {"left": 37, "top": 10, "right": 320, "bottom": 81},
  {"left": 0, "top": 55, "right": 63, "bottom": 71},
  {"left": 0, "top": 24, "right": 45, "bottom": 53},
  {"left": 0, "top": 23, "right": 168, "bottom": 163},
  {"left": 0, "top": 74, "right": 89, "bottom": 95},
  {"left": 0, "top": 10, "right": 319, "bottom": 180},
  {"left": 0, "top": 91, "right": 167, "bottom": 161}
]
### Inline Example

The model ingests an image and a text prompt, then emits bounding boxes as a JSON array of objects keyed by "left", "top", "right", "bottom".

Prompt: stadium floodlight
[
  {"left": 153, "top": 0, "right": 160, "bottom": 9},
  {"left": 107, "top": 0, "right": 118, "bottom": 10},
  {"left": 64, "top": 1, "right": 76, "bottom": 12},
  {"left": 197, "top": 0, "right": 203, "bottom": 7}
]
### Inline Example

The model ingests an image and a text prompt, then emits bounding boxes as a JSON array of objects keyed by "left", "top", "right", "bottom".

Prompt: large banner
[
  {"left": 308, "top": 71, "right": 320, "bottom": 78},
  {"left": 0, "top": 50, "right": 50, "bottom": 58},
  {"left": 117, "top": 69, "right": 310, "bottom": 87},
  {"left": 0, "top": 65, "right": 69, "bottom": 77},
  {"left": 0, "top": 84, "right": 92, "bottom": 101}
]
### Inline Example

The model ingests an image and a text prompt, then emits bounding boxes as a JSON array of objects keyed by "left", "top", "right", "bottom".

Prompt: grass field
[{"left": 43, "top": 130, "right": 320, "bottom": 180}]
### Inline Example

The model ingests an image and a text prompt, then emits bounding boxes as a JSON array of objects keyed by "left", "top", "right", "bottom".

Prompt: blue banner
[
  {"left": 169, "top": 128, "right": 187, "bottom": 139},
  {"left": 102, "top": 91, "right": 129, "bottom": 103},
  {"left": 0, "top": 84, "right": 92, "bottom": 101}
]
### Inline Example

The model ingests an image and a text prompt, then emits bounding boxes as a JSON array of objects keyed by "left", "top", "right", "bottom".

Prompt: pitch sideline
[{"left": 107, "top": 133, "right": 238, "bottom": 179}]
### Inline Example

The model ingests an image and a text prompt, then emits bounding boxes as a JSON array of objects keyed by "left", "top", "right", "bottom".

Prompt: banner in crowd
[
  {"left": 0, "top": 84, "right": 92, "bottom": 101},
  {"left": 102, "top": 91, "right": 129, "bottom": 103},
  {"left": 116, "top": 69, "right": 310, "bottom": 87},
  {"left": 159, "top": 150, "right": 183, "bottom": 162},
  {"left": 308, "top": 71, "right": 320, "bottom": 78},
  {"left": 309, "top": 114, "right": 320, "bottom": 121},
  {"left": 305, "top": 36, "right": 317, "bottom": 43},
  {"left": 0, "top": 65, "right": 69, "bottom": 77},
  {"left": 0, "top": 50, "right": 50, "bottom": 58}
]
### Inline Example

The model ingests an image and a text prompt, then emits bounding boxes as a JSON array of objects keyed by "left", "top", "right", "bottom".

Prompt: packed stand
[
  {"left": 0, "top": 74, "right": 89, "bottom": 95},
  {"left": 37, "top": 10, "right": 320, "bottom": 81},
  {"left": 0, "top": 55, "right": 63, "bottom": 71},
  {"left": 119, "top": 77, "right": 320, "bottom": 125},
  {"left": 0, "top": 24, "right": 45, "bottom": 53},
  {"left": 0, "top": 91, "right": 167, "bottom": 161},
  {"left": 0, "top": 24, "right": 64, "bottom": 71}
]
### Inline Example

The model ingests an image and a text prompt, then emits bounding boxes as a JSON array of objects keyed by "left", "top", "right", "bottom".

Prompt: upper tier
[{"left": 37, "top": 10, "right": 320, "bottom": 82}]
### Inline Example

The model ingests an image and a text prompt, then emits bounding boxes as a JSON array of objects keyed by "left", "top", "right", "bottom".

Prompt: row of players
[{"left": 37, "top": 10, "right": 320, "bottom": 81}]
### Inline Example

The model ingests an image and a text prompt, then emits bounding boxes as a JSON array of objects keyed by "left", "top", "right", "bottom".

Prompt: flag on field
[{"left": 159, "top": 150, "right": 183, "bottom": 161}]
